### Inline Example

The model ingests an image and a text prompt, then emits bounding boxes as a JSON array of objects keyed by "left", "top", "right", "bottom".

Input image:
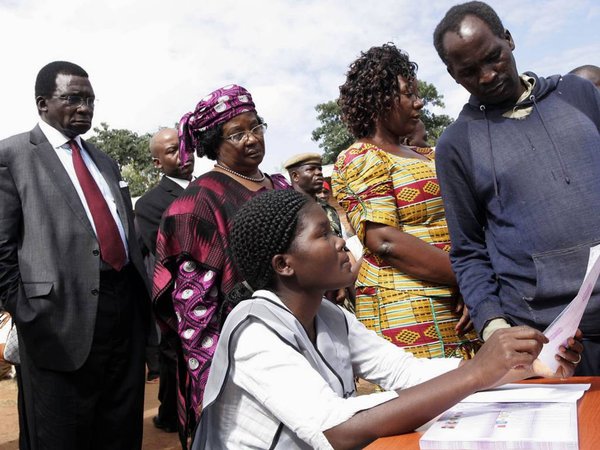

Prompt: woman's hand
[{"left": 466, "top": 326, "right": 548, "bottom": 390}]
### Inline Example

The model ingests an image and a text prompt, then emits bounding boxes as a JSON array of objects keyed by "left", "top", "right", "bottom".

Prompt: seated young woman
[{"left": 193, "top": 189, "right": 583, "bottom": 450}]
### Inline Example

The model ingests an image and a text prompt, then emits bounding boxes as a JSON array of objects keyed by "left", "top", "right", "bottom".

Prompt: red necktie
[{"left": 69, "top": 140, "right": 126, "bottom": 271}]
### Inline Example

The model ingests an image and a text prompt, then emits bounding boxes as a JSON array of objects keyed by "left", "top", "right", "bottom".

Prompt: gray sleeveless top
[{"left": 193, "top": 294, "right": 356, "bottom": 449}]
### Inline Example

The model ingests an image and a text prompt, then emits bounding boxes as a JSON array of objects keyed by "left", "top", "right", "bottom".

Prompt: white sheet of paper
[
  {"left": 537, "top": 244, "right": 600, "bottom": 372},
  {"left": 461, "top": 383, "right": 590, "bottom": 403}
]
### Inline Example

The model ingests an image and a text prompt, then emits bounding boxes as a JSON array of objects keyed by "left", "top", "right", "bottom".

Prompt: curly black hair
[
  {"left": 338, "top": 43, "right": 418, "bottom": 139},
  {"left": 230, "top": 189, "right": 311, "bottom": 291},
  {"left": 194, "top": 114, "right": 265, "bottom": 160},
  {"left": 433, "top": 1, "right": 506, "bottom": 65},
  {"left": 35, "top": 61, "right": 88, "bottom": 98}
]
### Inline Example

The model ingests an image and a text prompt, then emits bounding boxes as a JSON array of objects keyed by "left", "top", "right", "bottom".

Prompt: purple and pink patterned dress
[{"left": 153, "top": 171, "right": 290, "bottom": 439}]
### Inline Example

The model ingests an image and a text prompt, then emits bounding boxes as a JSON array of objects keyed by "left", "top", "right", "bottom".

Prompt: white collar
[
  {"left": 38, "top": 119, "right": 83, "bottom": 149},
  {"left": 165, "top": 175, "right": 191, "bottom": 189}
]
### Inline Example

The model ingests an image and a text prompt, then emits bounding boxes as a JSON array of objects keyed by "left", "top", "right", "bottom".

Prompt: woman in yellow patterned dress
[{"left": 332, "top": 43, "right": 480, "bottom": 359}]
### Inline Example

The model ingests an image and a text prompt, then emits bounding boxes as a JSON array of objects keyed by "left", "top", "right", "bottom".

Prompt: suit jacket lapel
[
  {"left": 30, "top": 126, "right": 97, "bottom": 238},
  {"left": 159, "top": 176, "right": 184, "bottom": 199},
  {"left": 83, "top": 140, "right": 131, "bottom": 239}
]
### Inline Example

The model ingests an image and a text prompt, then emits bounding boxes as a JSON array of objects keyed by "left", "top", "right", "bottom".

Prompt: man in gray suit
[{"left": 0, "top": 61, "right": 150, "bottom": 449}]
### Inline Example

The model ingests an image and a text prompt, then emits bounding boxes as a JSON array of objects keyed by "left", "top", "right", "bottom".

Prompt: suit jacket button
[
  {"left": 92, "top": 249, "right": 100, "bottom": 256},
  {"left": 91, "top": 289, "right": 99, "bottom": 296}
]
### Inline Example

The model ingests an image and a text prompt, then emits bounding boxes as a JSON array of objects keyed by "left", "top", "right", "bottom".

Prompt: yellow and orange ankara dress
[{"left": 332, "top": 142, "right": 479, "bottom": 359}]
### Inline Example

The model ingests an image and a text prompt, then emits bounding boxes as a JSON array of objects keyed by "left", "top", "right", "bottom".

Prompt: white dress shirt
[{"left": 38, "top": 120, "right": 129, "bottom": 258}]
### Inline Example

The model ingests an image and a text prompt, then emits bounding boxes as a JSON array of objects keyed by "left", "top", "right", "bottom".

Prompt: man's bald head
[
  {"left": 150, "top": 128, "right": 178, "bottom": 158},
  {"left": 569, "top": 65, "right": 600, "bottom": 89},
  {"left": 150, "top": 128, "right": 194, "bottom": 180}
]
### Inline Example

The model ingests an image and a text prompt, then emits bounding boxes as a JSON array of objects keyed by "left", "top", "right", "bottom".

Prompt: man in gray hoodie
[{"left": 433, "top": 1, "right": 600, "bottom": 375}]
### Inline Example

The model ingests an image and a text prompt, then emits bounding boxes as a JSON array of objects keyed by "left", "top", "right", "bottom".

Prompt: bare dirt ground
[{"left": 0, "top": 376, "right": 180, "bottom": 450}]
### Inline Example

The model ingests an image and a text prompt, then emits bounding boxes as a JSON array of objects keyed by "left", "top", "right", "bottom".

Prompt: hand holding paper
[
  {"left": 536, "top": 244, "right": 600, "bottom": 374},
  {"left": 533, "top": 330, "right": 583, "bottom": 378}
]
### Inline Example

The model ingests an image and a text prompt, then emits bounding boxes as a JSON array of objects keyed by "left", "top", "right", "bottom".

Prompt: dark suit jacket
[
  {"left": 135, "top": 176, "right": 184, "bottom": 256},
  {"left": 0, "top": 125, "right": 150, "bottom": 371}
]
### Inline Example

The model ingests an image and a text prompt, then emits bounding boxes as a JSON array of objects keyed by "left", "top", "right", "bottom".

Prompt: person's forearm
[
  {"left": 365, "top": 222, "right": 456, "bottom": 285},
  {"left": 385, "top": 244, "right": 456, "bottom": 285},
  {"left": 325, "top": 326, "right": 548, "bottom": 449},
  {"left": 324, "top": 363, "right": 479, "bottom": 448},
  {"left": 436, "top": 148, "right": 505, "bottom": 332},
  {"left": 171, "top": 261, "right": 219, "bottom": 366}
]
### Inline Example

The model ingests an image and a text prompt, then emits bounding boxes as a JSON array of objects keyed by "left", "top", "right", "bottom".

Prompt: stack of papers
[{"left": 419, "top": 384, "right": 590, "bottom": 450}]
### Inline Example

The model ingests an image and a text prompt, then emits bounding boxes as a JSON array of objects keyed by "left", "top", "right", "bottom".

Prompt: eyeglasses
[
  {"left": 53, "top": 95, "right": 96, "bottom": 108},
  {"left": 223, "top": 123, "right": 268, "bottom": 144}
]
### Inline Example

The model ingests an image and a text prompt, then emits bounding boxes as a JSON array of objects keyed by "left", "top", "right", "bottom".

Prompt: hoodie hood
[
  {"left": 456, "top": 72, "right": 568, "bottom": 200},
  {"left": 461, "top": 72, "right": 562, "bottom": 119}
]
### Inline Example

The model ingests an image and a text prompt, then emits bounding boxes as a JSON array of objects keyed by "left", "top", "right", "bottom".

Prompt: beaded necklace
[{"left": 214, "top": 163, "right": 266, "bottom": 182}]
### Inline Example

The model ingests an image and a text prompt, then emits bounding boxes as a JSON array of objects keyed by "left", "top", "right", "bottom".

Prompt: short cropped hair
[
  {"left": 339, "top": 43, "right": 417, "bottom": 139},
  {"left": 433, "top": 1, "right": 505, "bottom": 64},
  {"left": 230, "top": 189, "right": 311, "bottom": 290},
  {"left": 35, "top": 61, "right": 88, "bottom": 97}
]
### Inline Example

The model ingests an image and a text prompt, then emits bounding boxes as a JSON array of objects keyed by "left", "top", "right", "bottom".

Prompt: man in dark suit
[
  {"left": 136, "top": 128, "right": 195, "bottom": 256},
  {"left": 135, "top": 128, "right": 194, "bottom": 434},
  {"left": 0, "top": 61, "right": 150, "bottom": 449}
]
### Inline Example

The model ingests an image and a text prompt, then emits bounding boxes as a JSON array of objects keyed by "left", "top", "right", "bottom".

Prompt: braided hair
[
  {"left": 338, "top": 43, "right": 418, "bottom": 139},
  {"left": 230, "top": 190, "right": 311, "bottom": 291}
]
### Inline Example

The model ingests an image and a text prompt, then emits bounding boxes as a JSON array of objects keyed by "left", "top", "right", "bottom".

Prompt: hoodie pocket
[{"left": 530, "top": 240, "right": 600, "bottom": 303}]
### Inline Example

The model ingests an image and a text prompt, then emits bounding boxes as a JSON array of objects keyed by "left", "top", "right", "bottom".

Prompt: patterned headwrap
[{"left": 178, "top": 84, "right": 256, "bottom": 165}]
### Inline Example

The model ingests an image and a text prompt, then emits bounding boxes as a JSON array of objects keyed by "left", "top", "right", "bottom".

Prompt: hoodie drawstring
[{"left": 480, "top": 104, "right": 502, "bottom": 204}]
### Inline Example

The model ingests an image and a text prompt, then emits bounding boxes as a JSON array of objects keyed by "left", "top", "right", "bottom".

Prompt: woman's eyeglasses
[{"left": 224, "top": 123, "right": 268, "bottom": 144}]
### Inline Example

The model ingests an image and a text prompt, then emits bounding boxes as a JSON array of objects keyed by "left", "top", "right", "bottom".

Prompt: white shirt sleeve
[
  {"left": 231, "top": 319, "right": 399, "bottom": 449},
  {"left": 344, "top": 309, "right": 461, "bottom": 390}
]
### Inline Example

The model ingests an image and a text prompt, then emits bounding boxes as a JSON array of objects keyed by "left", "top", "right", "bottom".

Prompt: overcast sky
[{"left": 1, "top": 0, "right": 598, "bottom": 174}]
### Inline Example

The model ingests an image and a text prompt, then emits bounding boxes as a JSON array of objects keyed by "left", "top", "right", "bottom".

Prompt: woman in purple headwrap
[{"left": 152, "top": 84, "right": 290, "bottom": 446}]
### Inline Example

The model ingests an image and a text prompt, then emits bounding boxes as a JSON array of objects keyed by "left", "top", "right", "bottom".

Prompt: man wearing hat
[
  {"left": 283, "top": 152, "right": 343, "bottom": 238},
  {"left": 284, "top": 153, "right": 355, "bottom": 311}
]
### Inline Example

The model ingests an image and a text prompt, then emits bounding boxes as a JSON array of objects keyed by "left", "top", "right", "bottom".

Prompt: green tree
[
  {"left": 87, "top": 123, "right": 158, "bottom": 197},
  {"left": 312, "top": 80, "right": 453, "bottom": 163},
  {"left": 417, "top": 80, "right": 454, "bottom": 143},
  {"left": 311, "top": 101, "right": 355, "bottom": 164}
]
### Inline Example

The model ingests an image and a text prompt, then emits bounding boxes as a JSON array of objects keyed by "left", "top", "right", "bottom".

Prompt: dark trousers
[
  {"left": 18, "top": 266, "right": 146, "bottom": 450},
  {"left": 145, "top": 315, "right": 161, "bottom": 381},
  {"left": 157, "top": 332, "right": 178, "bottom": 427},
  {"left": 574, "top": 336, "right": 600, "bottom": 376},
  {"left": 16, "top": 366, "right": 31, "bottom": 450}
]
